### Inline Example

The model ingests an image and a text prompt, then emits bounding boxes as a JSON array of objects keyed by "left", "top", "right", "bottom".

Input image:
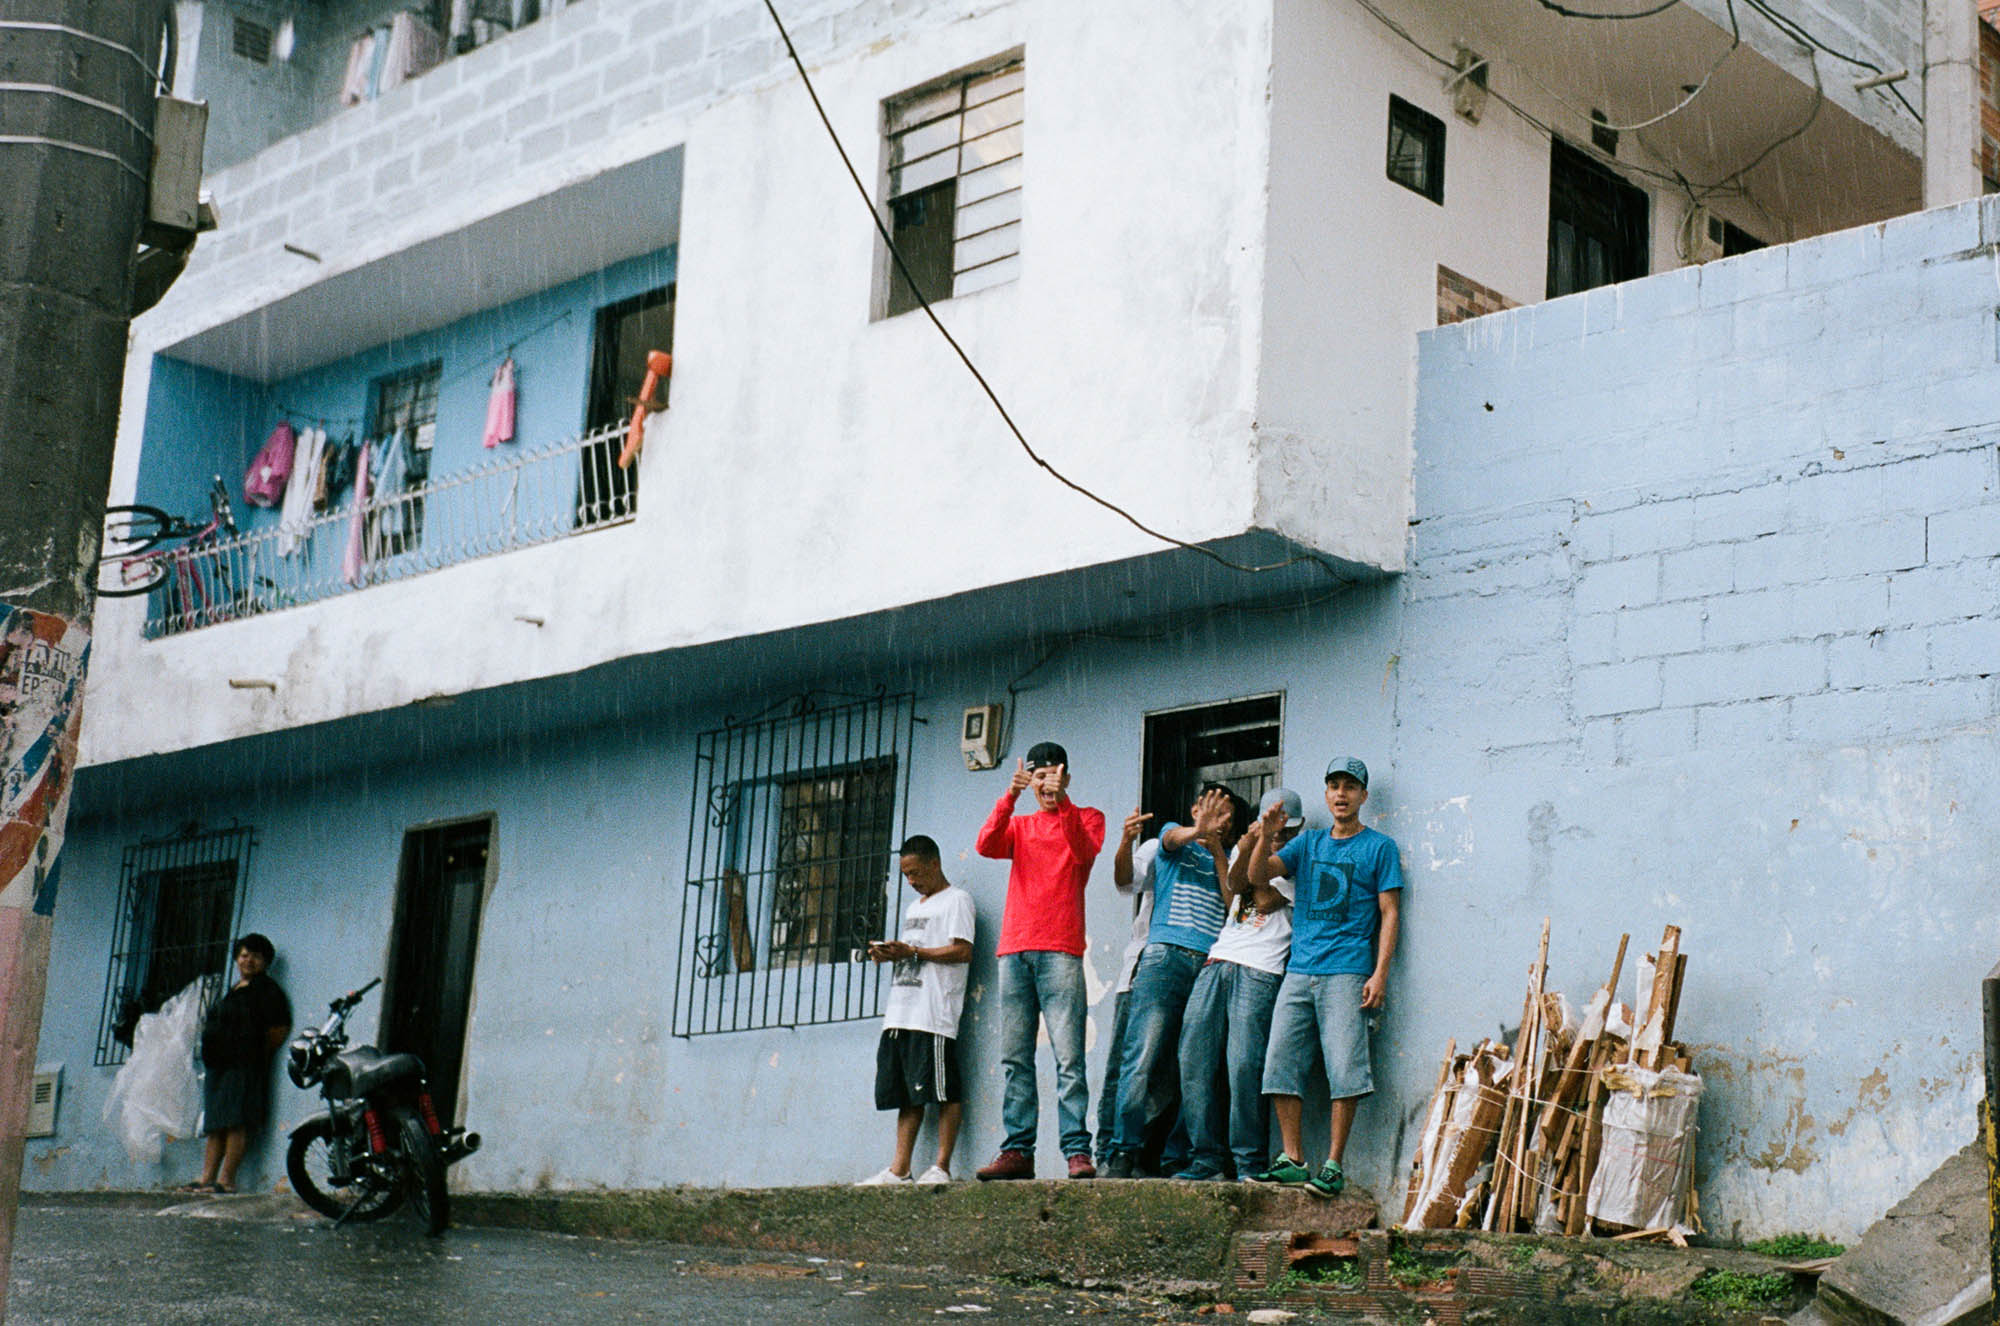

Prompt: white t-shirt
[
  {"left": 882, "top": 884, "right": 978, "bottom": 1037},
  {"left": 1115, "top": 839, "right": 1159, "bottom": 994},
  {"left": 1205, "top": 873, "right": 1294, "bottom": 976}
]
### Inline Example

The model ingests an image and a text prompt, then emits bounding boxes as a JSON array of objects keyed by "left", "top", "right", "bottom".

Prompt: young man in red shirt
[{"left": 973, "top": 742, "right": 1106, "bottom": 1180}]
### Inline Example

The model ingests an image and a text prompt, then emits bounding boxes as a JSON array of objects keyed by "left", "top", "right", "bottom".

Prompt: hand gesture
[
  {"left": 1008, "top": 757, "right": 1031, "bottom": 797},
  {"left": 1120, "top": 810, "right": 1152, "bottom": 843},
  {"left": 1258, "top": 800, "right": 1287, "bottom": 841},
  {"left": 1192, "top": 787, "right": 1233, "bottom": 837},
  {"left": 1361, "top": 972, "right": 1388, "bottom": 1010}
]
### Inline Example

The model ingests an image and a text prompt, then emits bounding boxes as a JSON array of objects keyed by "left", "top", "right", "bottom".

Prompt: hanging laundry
[
  {"left": 483, "top": 357, "right": 516, "bottom": 448},
  {"left": 366, "top": 430, "right": 414, "bottom": 559},
  {"left": 342, "top": 440, "right": 372, "bottom": 586},
  {"left": 277, "top": 426, "right": 327, "bottom": 557},
  {"left": 244, "top": 422, "right": 296, "bottom": 508},
  {"left": 339, "top": 31, "right": 375, "bottom": 106},
  {"left": 379, "top": 11, "right": 445, "bottom": 97},
  {"left": 318, "top": 436, "right": 358, "bottom": 509}
]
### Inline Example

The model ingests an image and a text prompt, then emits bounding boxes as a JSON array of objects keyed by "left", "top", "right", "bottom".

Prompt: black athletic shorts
[{"left": 874, "top": 1028, "right": 962, "bottom": 1109}]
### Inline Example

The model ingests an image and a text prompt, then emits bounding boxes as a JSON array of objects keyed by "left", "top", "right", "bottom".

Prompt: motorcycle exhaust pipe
[{"left": 440, "top": 1130, "right": 482, "bottom": 1164}]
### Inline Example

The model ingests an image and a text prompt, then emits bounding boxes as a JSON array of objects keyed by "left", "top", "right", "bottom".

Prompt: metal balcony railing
[{"left": 141, "top": 423, "right": 635, "bottom": 638}]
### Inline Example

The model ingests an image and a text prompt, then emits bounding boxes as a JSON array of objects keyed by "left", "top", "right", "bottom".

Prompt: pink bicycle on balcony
[{"left": 95, "top": 478, "right": 244, "bottom": 626}]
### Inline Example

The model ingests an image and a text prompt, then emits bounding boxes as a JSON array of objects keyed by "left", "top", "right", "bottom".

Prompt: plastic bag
[
  {"left": 1586, "top": 1065, "right": 1702, "bottom": 1232},
  {"left": 102, "top": 979, "right": 207, "bottom": 1164}
]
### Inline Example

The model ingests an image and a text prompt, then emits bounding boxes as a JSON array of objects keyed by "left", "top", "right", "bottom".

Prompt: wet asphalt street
[{"left": 11, "top": 1198, "right": 1211, "bottom": 1325}]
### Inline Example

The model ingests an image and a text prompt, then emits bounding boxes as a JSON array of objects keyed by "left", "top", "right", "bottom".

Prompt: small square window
[
  {"left": 879, "top": 55, "right": 1024, "bottom": 317},
  {"left": 1386, "top": 95, "right": 1445, "bottom": 205},
  {"left": 233, "top": 17, "right": 273, "bottom": 64}
]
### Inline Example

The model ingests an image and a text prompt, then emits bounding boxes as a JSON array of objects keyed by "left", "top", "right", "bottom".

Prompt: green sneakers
[
  {"left": 1306, "top": 1160, "right": 1346, "bottom": 1198},
  {"left": 1250, "top": 1153, "right": 1311, "bottom": 1185}
]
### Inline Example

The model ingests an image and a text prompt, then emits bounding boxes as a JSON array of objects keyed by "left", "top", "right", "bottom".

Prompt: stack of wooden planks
[{"left": 1399, "top": 922, "right": 1699, "bottom": 1241}]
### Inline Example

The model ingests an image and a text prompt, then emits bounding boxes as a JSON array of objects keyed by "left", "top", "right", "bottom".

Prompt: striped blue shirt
[{"left": 1147, "top": 824, "right": 1229, "bottom": 954}]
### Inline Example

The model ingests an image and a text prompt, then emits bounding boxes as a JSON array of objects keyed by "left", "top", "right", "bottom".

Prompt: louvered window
[{"left": 881, "top": 56, "right": 1023, "bottom": 317}]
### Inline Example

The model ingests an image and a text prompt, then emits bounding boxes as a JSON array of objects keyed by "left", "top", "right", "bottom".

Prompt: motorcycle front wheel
[
  {"left": 394, "top": 1106, "right": 451, "bottom": 1236},
  {"left": 287, "top": 1118, "right": 403, "bottom": 1223}
]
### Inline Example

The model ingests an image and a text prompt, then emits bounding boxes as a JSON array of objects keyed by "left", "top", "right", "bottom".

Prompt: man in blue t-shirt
[{"left": 1246, "top": 756, "right": 1403, "bottom": 1198}]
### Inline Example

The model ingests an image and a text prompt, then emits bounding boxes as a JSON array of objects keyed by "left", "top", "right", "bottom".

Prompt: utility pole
[{"left": 0, "top": 0, "right": 169, "bottom": 1311}]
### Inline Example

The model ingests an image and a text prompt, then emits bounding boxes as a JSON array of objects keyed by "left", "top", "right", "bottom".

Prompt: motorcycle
[{"left": 284, "top": 977, "right": 479, "bottom": 1236}]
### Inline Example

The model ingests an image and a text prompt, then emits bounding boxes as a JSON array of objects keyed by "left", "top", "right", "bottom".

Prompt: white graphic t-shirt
[
  {"left": 1204, "top": 873, "right": 1295, "bottom": 976},
  {"left": 882, "top": 884, "right": 978, "bottom": 1037},
  {"left": 1115, "top": 839, "right": 1160, "bottom": 994}
]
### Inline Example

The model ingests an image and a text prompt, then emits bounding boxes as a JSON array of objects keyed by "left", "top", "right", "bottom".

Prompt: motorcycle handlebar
[{"left": 327, "top": 976, "right": 382, "bottom": 1012}]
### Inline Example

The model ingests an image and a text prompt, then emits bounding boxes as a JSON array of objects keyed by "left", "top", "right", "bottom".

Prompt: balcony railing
[{"left": 139, "top": 423, "right": 635, "bottom": 638}]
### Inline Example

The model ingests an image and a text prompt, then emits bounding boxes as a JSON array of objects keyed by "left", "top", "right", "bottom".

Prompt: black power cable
[{"left": 755, "top": 0, "right": 1340, "bottom": 583}]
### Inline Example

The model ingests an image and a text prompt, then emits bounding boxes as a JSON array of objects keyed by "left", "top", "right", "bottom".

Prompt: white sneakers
[{"left": 855, "top": 1164, "right": 953, "bottom": 1186}]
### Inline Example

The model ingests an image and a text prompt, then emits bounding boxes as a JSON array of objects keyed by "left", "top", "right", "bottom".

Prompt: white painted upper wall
[
  {"left": 90, "top": 0, "right": 1926, "bottom": 766},
  {"left": 92, "top": 0, "right": 1283, "bottom": 765}
]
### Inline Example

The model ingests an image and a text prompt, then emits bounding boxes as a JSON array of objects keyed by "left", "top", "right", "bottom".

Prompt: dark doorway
[
  {"left": 579, "top": 283, "right": 675, "bottom": 526},
  {"left": 383, "top": 817, "right": 492, "bottom": 1122},
  {"left": 1139, "top": 694, "right": 1283, "bottom": 840},
  {"left": 1547, "top": 139, "right": 1649, "bottom": 298}
]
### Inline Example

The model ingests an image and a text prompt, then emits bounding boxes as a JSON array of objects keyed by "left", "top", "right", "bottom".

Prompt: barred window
[
  {"left": 366, "top": 360, "right": 439, "bottom": 558},
  {"left": 880, "top": 54, "right": 1023, "bottom": 317},
  {"left": 95, "top": 825, "right": 255, "bottom": 1066},
  {"left": 673, "top": 692, "right": 917, "bottom": 1036}
]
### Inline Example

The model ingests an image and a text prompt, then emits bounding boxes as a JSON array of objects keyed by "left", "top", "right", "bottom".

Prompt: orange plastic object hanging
[{"left": 618, "top": 350, "right": 673, "bottom": 470}]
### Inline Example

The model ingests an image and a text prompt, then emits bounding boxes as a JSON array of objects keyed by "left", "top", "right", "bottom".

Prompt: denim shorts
[{"left": 1260, "top": 971, "right": 1373, "bottom": 1100}]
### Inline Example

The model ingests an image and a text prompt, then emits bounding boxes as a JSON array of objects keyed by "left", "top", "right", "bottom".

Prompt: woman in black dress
[{"left": 187, "top": 933, "right": 291, "bottom": 1193}]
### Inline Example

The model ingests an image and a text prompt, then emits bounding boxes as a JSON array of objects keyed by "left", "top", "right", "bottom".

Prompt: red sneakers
[
  {"left": 976, "top": 1150, "right": 1034, "bottom": 1181},
  {"left": 1066, "top": 1154, "right": 1097, "bottom": 1180}
]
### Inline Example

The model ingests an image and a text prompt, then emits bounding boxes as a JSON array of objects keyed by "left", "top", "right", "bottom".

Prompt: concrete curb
[{"left": 452, "top": 1179, "right": 1378, "bottom": 1291}]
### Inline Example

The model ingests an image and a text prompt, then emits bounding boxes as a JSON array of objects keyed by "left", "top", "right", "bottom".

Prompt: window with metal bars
[
  {"left": 94, "top": 825, "right": 255, "bottom": 1067},
  {"left": 879, "top": 54, "right": 1024, "bottom": 318},
  {"left": 672, "top": 692, "right": 917, "bottom": 1037},
  {"left": 366, "top": 360, "right": 440, "bottom": 558}
]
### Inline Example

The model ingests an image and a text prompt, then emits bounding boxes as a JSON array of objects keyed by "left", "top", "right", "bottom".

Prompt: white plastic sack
[
  {"left": 101, "top": 979, "right": 206, "bottom": 1164},
  {"left": 1586, "top": 1065, "right": 1702, "bottom": 1232}
]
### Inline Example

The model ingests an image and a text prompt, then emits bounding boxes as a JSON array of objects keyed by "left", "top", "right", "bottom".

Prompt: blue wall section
[
  {"left": 138, "top": 246, "right": 677, "bottom": 527},
  {"left": 135, "top": 357, "right": 270, "bottom": 521},
  {"left": 32, "top": 587, "right": 1395, "bottom": 1196}
]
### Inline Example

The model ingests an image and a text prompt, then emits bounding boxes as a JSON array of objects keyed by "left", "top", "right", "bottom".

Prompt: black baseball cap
[{"left": 1025, "top": 741, "right": 1069, "bottom": 770}]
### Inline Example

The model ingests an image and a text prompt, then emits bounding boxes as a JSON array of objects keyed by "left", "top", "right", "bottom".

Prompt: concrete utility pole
[
  {"left": 1923, "top": 0, "right": 1982, "bottom": 207},
  {"left": 0, "top": 0, "right": 168, "bottom": 1312}
]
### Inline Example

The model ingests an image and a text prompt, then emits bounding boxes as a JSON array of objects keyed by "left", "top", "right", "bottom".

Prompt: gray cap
[
  {"left": 1259, "top": 786, "right": 1305, "bottom": 829},
  {"left": 1324, "top": 756, "right": 1369, "bottom": 789}
]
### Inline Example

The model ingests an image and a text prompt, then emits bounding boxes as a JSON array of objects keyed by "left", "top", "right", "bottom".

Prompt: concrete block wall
[
  {"left": 180, "top": 0, "right": 952, "bottom": 289},
  {"left": 1395, "top": 195, "right": 2000, "bottom": 1240}
]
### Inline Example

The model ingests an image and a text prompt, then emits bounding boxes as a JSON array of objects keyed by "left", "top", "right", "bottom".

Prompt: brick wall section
[
  {"left": 1982, "top": 15, "right": 2000, "bottom": 186},
  {"left": 1436, "top": 265, "right": 1519, "bottom": 327},
  {"left": 177, "top": 0, "right": 959, "bottom": 292}
]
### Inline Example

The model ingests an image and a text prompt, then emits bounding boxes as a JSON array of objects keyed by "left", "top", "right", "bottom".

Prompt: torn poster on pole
[{"left": 0, "top": 604, "right": 88, "bottom": 917}]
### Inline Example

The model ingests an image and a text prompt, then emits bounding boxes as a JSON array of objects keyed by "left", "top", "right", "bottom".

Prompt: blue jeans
[
  {"left": 1109, "top": 943, "right": 1205, "bottom": 1158},
  {"left": 1179, "top": 960, "right": 1283, "bottom": 1177},
  {"left": 1262, "top": 971, "right": 1373, "bottom": 1100},
  {"left": 999, "top": 950, "right": 1092, "bottom": 1158},
  {"left": 1094, "top": 990, "right": 1131, "bottom": 1165}
]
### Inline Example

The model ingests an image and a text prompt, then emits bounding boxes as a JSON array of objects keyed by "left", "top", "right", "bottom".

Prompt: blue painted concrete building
[{"left": 32, "top": 0, "right": 1989, "bottom": 1247}]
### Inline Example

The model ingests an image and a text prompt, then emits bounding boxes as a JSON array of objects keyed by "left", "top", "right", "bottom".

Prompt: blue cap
[
  {"left": 1324, "top": 756, "right": 1369, "bottom": 789},
  {"left": 1259, "top": 787, "right": 1305, "bottom": 829}
]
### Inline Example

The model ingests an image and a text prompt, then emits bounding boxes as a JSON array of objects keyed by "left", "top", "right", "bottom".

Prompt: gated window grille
[
  {"left": 673, "top": 691, "right": 917, "bottom": 1037},
  {"left": 94, "top": 824, "right": 255, "bottom": 1067}
]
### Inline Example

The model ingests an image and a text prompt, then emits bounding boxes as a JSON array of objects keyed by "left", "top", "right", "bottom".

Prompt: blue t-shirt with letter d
[{"left": 1276, "top": 826, "right": 1404, "bottom": 976}]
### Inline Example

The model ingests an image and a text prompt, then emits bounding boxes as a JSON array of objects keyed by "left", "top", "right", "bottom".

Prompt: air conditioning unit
[
  {"left": 26, "top": 1065, "right": 59, "bottom": 1138},
  {"left": 1686, "top": 206, "right": 1726, "bottom": 264}
]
